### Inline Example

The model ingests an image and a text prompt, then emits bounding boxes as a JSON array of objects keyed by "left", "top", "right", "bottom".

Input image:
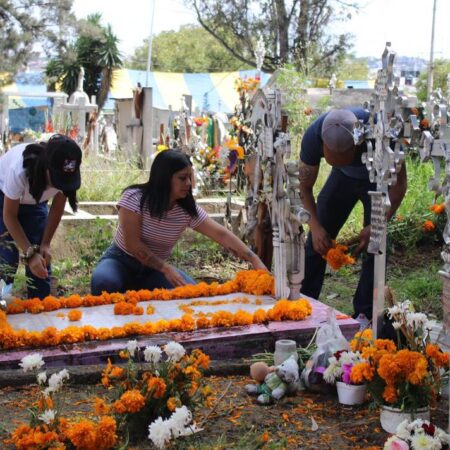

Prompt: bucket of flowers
[
  {"left": 349, "top": 301, "right": 449, "bottom": 434},
  {"left": 384, "top": 419, "right": 450, "bottom": 450},
  {"left": 323, "top": 349, "right": 368, "bottom": 405}
]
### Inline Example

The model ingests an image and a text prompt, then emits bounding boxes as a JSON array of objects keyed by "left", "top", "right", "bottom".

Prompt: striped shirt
[{"left": 114, "top": 188, "right": 208, "bottom": 260}]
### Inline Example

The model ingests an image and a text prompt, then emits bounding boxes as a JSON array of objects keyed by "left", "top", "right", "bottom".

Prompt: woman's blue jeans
[
  {"left": 0, "top": 192, "right": 51, "bottom": 299},
  {"left": 91, "top": 243, "right": 196, "bottom": 295},
  {"left": 300, "top": 169, "right": 377, "bottom": 319}
]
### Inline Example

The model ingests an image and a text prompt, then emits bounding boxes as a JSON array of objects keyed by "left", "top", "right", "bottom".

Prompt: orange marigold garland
[
  {"left": 6, "top": 270, "right": 275, "bottom": 315},
  {"left": 324, "top": 242, "right": 355, "bottom": 270},
  {"left": 0, "top": 296, "right": 313, "bottom": 350}
]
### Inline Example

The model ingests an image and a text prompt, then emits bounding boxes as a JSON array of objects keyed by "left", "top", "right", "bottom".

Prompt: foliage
[
  {"left": 415, "top": 59, "right": 450, "bottom": 102},
  {"left": 65, "top": 218, "right": 115, "bottom": 270},
  {"left": 77, "top": 154, "right": 148, "bottom": 201},
  {"left": 0, "top": 0, "right": 76, "bottom": 83},
  {"left": 46, "top": 13, "right": 122, "bottom": 109},
  {"left": 336, "top": 55, "right": 369, "bottom": 80},
  {"left": 188, "top": 0, "right": 357, "bottom": 75},
  {"left": 275, "top": 66, "right": 315, "bottom": 153},
  {"left": 127, "top": 25, "right": 248, "bottom": 72}
]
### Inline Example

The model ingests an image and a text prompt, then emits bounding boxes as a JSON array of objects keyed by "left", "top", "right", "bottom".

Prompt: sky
[{"left": 72, "top": 0, "right": 449, "bottom": 62}]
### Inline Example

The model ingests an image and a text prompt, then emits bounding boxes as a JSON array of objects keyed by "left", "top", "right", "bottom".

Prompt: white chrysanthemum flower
[
  {"left": 38, "top": 409, "right": 56, "bottom": 425},
  {"left": 164, "top": 341, "right": 185, "bottom": 362},
  {"left": 339, "top": 351, "right": 359, "bottom": 365},
  {"left": 19, "top": 353, "right": 44, "bottom": 372},
  {"left": 127, "top": 339, "right": 138, "bottom": 356},
  {"left": 436, "top": 427, "right": 450, "bottom": 444},
  {"left": 169, "top": 406, "right": 192, "bottom": 436},
  {"left": 323, "top": 360, "right": 342, "bottom": 384},
  {"left": 144, "top": 345, "right": 162, "bottom": 364},
  {"left": 37, "top": 371, "right": 47, "bottom": 385},
  {"left": 387, "top": 305, "right": 402, "bottom": 319},
  {"left": 410, "top": 432, "right": 441, "bottom": 450},
  {"left": 45, "top": 369, "right": 70, "bottom": 395},
  {"left": 395, "top": 419, "right": 411, "bottom": 440},
  {"left": 148, "top": 417, "right": 172, "bottom": 449},
  {"left": 406, "top": 312, "right": 428, "bottom": 330}
]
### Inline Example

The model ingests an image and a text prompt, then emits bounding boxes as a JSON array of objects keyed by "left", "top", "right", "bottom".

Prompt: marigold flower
[
  {"left": 147, "top": 377, "right": 167, "bottom": 398},
  {"left": 67, "top": 309, "right": 82, "bottom": 322},
  {"left": 324, "top": 242, "right": 355, "bottom": 270},
  {"left": 66, "top": 420, "right": 97, "bottom": 449},
  {"left": 422, "top": 220, "right": 435, "bottom": 232},
  {"left": 426, "top": 343, "right": 449, "bottom": 367},
  {"left": 430, "top": 203, "right": 445, "bottom": 214},
  {"left": 114, "top": 389, "right": 145, "bottom": 413}
]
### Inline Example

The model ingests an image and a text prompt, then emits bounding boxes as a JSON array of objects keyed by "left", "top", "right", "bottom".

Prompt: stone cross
[{"left": 362, "top": 42, "right": 405, "bottom": 337}]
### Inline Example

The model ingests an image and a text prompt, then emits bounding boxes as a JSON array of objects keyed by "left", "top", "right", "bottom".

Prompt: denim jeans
[
  {"left": 0, "top": 191, "right": 51, "bottom": 299},
  {"left": 300, "top": 169, "right": 376, "bottom": 319},
  {"left": 91, "top": 243, "right": 196, "bottom": 295}
]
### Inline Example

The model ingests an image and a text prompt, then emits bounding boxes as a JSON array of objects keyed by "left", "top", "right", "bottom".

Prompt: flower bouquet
[
  {"left": 323, "top": 349, "right": 368, "bottom": 405},
  {"left": 349, "top": 302, "right": 449, "bottom": 432},
  {"left": 384, "top": 419, "right": 450, "bottom": 450}
]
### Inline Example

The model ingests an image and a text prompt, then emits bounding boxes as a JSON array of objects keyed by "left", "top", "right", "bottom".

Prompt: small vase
[
  {"left": 379, "top": 405, "right": 430, "bottom": 434},
  {"left": 274, "top": 339, "right": 298, "bottom": 366},
  {"left": 336, "top": 381, "right": 367, "bottom": 405}
]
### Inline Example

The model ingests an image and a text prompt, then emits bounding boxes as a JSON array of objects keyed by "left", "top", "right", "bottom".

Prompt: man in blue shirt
[{"left": 299, "top": 108, "right": 407, "bottom": 327}]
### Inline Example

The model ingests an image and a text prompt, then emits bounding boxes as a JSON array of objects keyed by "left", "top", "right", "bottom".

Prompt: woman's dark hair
[
  {"left": 125, "top": 150, "right": 197, "bottom": 219},
  {"left": 22, "top": 135, "right": 79, "bottom": 212}
]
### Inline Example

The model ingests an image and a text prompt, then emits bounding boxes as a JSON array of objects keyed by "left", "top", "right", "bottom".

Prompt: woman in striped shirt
[{"left": 91, "top": 150, "right": 266, "bottom": 294}]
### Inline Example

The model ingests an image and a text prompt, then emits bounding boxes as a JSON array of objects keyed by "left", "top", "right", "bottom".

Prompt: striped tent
[{"left": 2, "top": 69, "right": 270, "bottom": 114}]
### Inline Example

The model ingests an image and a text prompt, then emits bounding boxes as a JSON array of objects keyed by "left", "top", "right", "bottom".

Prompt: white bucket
[
  {"left": 336, "top": 381, "right": 367, "bottom": 405},
  {"left": 379, "top": 405, "right": 430, "bottom": 434}
]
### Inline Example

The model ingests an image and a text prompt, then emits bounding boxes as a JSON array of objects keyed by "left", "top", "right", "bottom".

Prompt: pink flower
[
  {"left": 387, "top": 437, "right": 409, "bottom": 450},
  {"left": 342, "top": 364, "right": 352, "bottom": 384}
]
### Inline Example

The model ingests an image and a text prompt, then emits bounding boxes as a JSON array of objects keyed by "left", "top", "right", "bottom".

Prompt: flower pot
[
  {"left": 336, "top": 381, "right": 367, "bottom": 405},
  {"left": 379, "top": 405, "right": 430, "bottom": 434}
]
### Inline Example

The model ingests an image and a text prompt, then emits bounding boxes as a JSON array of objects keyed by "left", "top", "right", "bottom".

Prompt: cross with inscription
[{"left": 362, "top": 42, "right": 405, "bottom": 337}]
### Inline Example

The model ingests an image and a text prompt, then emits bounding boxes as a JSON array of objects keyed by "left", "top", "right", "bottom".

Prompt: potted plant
[
  {"left": 323, "top": 349, "right": 368, "bottom": 405},
  {"left": 383, "top": 419, "right": 450, "bottom": 449},
  {"left": 350, "top": 301, "right": 449, "bottom": 433}
]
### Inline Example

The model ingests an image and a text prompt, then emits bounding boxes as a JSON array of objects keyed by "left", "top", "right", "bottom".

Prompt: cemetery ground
[
  {"left": 0, "top": 155, "right": 448, "bottom": 448},
  {"left": 0, "top": 238, "right": 446, "bottom": 449}
]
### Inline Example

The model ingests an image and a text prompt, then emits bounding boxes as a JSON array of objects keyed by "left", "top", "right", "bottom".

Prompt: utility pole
[
  {"left": 426, "top": 0, "right": 437, "bottom": 101},
  {"left": 145, "top": 0, "right": 156, "bottom": 87}
]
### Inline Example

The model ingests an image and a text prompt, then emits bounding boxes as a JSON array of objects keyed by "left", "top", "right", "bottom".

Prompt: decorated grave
[{"left": 0, "top": 270, "right": 358, "bottom": 369}]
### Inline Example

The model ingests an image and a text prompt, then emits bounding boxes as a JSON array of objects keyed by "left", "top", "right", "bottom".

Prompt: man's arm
[{"left": 298, "top": 160, "right": 332, "bottom": 255}]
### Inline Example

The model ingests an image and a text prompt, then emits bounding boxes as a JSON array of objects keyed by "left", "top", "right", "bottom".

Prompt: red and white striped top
[{"left": 115, "top": 188, "right": 208, "bottom": 260}]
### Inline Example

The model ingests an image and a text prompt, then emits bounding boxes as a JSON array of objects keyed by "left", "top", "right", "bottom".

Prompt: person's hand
[
  {"left": 28, "top": 253, "right": 48, "bottom": 279},
  {"left": 353, "top": 225, "right": 371, "bottom": 257},
  {"left": 40, "top": 245, "right": 52, "bottom": 267},
  {"left": 311, "top": 225, "right": 332, "bottom": 256},
  {"left": 161, "top": 263, "right": 188, "bottom": 287}
]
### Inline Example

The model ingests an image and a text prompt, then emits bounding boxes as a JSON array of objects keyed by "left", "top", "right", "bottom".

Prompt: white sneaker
[{"left": 356, "top": 313, "right": 370, "bottom": 331}]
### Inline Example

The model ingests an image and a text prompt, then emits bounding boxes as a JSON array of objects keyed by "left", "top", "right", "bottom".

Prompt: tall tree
[
  {"left": 187, "top": 0, "right": 357, "bottom": 75},
  {"left": 337, "top": 55, "right": 369, "bottom": 80},
  {"left": 46, "top": 13, "right": 123, "bottom": 110},
  {"left": 127, "top": 25, "right": 249, "bottom": 72},
  {"left": 415, "top": 59, "right": 450, "bottom": 102},
  {"left": 0, "top": 0, "right": 76, "bottom": 82}
]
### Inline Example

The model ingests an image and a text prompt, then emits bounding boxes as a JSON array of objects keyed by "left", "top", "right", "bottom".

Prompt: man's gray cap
[{"left": 321, "top": 109, "right": 357, "bottom": 153}]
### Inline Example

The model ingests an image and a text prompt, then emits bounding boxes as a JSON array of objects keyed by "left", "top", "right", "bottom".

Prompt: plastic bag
[{"left": 302, "top": 308, "right": 350, "bottom": 390}]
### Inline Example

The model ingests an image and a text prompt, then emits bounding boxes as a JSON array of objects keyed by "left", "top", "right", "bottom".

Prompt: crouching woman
[
  {"left": 91, "top": 149, "right": 266, "bottom": 294},
  {"left": 0, "top": 135, "right": 82, "bottom": 299}
]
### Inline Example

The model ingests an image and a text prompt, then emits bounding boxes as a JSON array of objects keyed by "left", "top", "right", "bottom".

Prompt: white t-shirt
[{"left": 0, "top": 143, "right": 61, "bottom": 204}]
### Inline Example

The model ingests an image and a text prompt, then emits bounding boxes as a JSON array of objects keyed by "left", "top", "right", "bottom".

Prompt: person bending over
[
  {"left": 299, "top": 108, "right": 407, "bottom": 327},
  {"left": 0, "top": 134, "right": 82, "bottom": 299},
  {"left": 91, "top": 149, "right": 266, "bottom": 294}
]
